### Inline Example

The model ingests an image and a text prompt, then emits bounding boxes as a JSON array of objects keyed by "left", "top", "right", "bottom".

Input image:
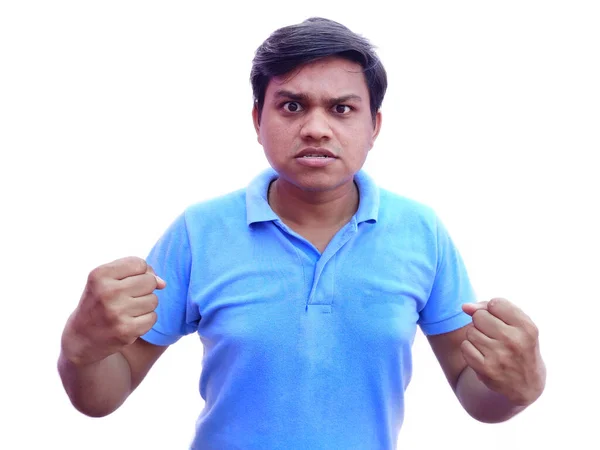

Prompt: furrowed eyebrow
[
  {"left": 329, "top": 94, "right": 362, "bottom": 105},
  {"left": 274, "top": 90, "right": 309, "bottom": 102},
  {"left": 274, "top": 90, "right": 362, "bottom": 105}
]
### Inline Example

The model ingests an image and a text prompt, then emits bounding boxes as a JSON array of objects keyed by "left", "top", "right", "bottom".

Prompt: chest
[{"left": 191, "top": 221, "right": 437, "bottom": 351}]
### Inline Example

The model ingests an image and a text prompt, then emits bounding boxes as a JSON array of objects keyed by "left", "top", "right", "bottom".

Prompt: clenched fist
[
  {"left": 61, "top": 256, "right": 166, "bottom": 366},
  {"left": 462, "top": 298, "right": 546, "bottom": 406}
]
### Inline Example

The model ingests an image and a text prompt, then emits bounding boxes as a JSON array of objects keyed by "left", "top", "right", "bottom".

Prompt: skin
[
  {"left": 58, "top": 257, "right": 168, "bottom": 416},
  {"left": 58, "top": 56, "right": 545, "bottom": 422},
  {"left": 253, "top": 57, "right": 381, "bottom": 251},
  {"left": 430, "top": 299, "right": 546, "bottom": 422}
]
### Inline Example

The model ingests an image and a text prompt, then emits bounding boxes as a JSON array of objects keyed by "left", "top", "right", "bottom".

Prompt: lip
[
  {"left": 295, "top": 147, "right": 338, "bottom": 159},
  {"left": 294, "top": 147, "right": 338, "bottom": 168}
]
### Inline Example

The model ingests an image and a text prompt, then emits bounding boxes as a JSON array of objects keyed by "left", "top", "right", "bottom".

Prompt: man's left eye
[{"left": 334, "top": 105, "right": 351, "bottom": 114}]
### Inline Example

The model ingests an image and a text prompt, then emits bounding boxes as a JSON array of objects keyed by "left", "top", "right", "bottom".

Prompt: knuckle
[
  {"left": 97, "top": 281, "right": 119, "bottom": 302},
  {"left": 526, "top": 322, "right": 540, "bottom": 340},
  {"left": 503, "top": 331, "right": 521, "bottom": 350},
  {"left": 134, "top": 257, "right": 148, "bottom": 274},
  {"left": 103, "top": 304, "right": 123, "bottom": 325},
  {"left": 489, "top": 297, "right": 508, "bottom": 307},
  {"left": 471, "top": 309, "right": 488, "bottom": 327},
  {"left": 141, "top": 312, "right": 158, "bottom": 333},
  {"left": 114, "top": 321, "right": 134, "bottom": 343},
  {"left": 85, "top": 278, "right": 118, "bottom": 304},
  {"left": 148, "top": 311, "right": 158, "bottom": 326},
  {"left": 472, "top": 309, "right": 487, "bottom": 319},
  {"left": 87, "top": 266, "right": 106, "bottom": 286},
  {"left": 132, "top": 312, "right": 157, "bottom": 338},
  {"left": 148, "top": 293, "right": 159, "bottom": 310},
  {"left": 460, "top": 339, "right": 470, "bottom": 351},
  {"left": 117, "top": 334, "right": 136, "bottom": 346},
  {"left": 144, "top": 272, "right": 159, "bottom": 291},
  {"left": 465, "top": 326, "right": 476, "bottom": 341},
  {"left": 123, "top": 256, "right": 147, "bottom": 275}
]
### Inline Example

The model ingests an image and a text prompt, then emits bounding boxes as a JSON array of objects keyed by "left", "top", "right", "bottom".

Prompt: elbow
[
  {"left": 57, "top": 355, "right": 125, "bottom": 418},
  {"left": 463, "top": 404, "right": 523, "bottom": 424},
  {"left": 70, "top": 400, "right": 118, "bottom": 418},
  {"left": 60, "top": 378, "right": 123, "bottom": 418}
]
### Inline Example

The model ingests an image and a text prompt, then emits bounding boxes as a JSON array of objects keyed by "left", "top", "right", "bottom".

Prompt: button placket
[{"left": 306, "top": 218, "right": 358, "bottom": 311}]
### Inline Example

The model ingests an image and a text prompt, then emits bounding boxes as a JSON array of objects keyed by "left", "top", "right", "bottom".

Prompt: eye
[
  {"left": 333, "top": 104, "right": 351, "bottom": 114},
  {"left": 282, "top": 101, "right": 303, "bottom": 113}
]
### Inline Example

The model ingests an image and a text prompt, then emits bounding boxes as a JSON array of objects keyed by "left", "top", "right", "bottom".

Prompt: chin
[{"left": 280, "top": 170, "right": 355, "bottom": 193}]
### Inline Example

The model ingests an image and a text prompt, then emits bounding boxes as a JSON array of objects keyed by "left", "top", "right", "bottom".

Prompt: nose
[{"left": 300, "top": 109, "right": 332, "bottom": 142}]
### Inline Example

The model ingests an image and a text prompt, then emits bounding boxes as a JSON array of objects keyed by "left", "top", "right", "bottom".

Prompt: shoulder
[
  {"left": 378, "top": 188, "right": 439, "bottom": 229},
  {"left": 182, "top": 188, "right": 247, "bottom": 226},
  {"left": 149, "top": 188, "right": 248, "bottom": 248},
  {"left": 154, "top": 189, "right": 249, "bottom": 245}
]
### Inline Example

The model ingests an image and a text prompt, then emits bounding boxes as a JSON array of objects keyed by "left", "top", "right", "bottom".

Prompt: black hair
[{"left": 250, "top": 17, "right": 387, "bottom": 124}]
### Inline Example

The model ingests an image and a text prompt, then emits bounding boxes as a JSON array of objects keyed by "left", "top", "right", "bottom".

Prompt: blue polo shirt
[{"left": 141, "top": 168, "right": 475, "bottom": 450}]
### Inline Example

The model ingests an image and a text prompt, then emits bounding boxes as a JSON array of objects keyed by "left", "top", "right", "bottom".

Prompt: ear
[
  {"left": 368, "top": 111, "right": 383, "bottom": 150},
  {"left": 252, "top": 103, "right": 262, "bottom": 145}
]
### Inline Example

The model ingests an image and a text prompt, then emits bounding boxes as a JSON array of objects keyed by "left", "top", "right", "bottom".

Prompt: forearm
[
  {"left": 456, "top": 366, "right": 526, "bottom": 423},
  {"left": 57, "top": 350, "right": 133, "bottom": 417}
]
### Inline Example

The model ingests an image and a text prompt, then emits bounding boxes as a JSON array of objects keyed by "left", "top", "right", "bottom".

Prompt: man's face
[{"left": 253, "top": 56, "right": 382, "bottom": 193}]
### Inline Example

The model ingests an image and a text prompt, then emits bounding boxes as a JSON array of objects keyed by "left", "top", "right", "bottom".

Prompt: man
[{"left": 58, "top": 17, "right": 546, "bottom": 449}]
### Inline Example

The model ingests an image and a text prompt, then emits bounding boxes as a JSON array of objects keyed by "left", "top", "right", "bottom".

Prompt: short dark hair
[{"left": 250, "top": 17, "right": 387, "bottom": 124}]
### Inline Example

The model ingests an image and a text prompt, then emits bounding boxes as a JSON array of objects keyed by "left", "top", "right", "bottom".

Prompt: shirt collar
[
  {"left": 246, "top": 167, "right": 380, "bottom": 226},
  {"left": 354, "top": 169, "right": 380, "bottom": 224},
  {"left": 246, "top": 167, "right": 279, "bottom": 225}
]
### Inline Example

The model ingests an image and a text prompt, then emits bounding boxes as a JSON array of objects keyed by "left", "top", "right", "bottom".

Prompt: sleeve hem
[
  {"left": 140, "top": 328, "right": 182, "bottom": 346},
  {"left": 420, "top": 312, "right": 472, "bottom": 336}
]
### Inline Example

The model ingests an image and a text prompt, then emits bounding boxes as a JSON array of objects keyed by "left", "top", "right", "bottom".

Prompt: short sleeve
[
  {"left": 140, "top": 212, "right": 199, "bottom": 346},
  {"left": 418, "top": 216, "right": 476, "bottom": 335}
]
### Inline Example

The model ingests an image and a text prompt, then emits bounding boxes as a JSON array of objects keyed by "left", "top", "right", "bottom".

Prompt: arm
[
  {"left": 58, "top": 337, "right": 167, "bottom": 417},
  {"left": 427, "top": 298, "right": 546, "bottom": 423},
  {"left": 57, "top": 257, "right": 169, "bottom": 417},
  {"left": 428, "top": 324, "right": 525, "bottom": 423}
]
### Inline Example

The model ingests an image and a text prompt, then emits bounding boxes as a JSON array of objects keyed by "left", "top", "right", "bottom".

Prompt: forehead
[{"left": 266, "top": 56, "right": 368, "bottom": 99}]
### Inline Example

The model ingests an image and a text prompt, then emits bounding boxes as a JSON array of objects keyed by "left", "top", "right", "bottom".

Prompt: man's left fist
[{"left": 462, "top": 297, "right": 546, "bottom": 406}]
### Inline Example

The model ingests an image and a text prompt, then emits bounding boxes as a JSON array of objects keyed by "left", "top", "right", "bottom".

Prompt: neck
[{"left": 268, "top": 177, "right": 359, "bottom": 228}]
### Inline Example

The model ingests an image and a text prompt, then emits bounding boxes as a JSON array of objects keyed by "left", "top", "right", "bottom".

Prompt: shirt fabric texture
[{"left": 141, "top": 168, "right": 476, "bottom": 450}]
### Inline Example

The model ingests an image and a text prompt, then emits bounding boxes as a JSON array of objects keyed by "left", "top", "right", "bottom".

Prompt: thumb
[
  {"left": 462, "top": 301, "right": 488, "bottom": 316},
  {"left": 154, "top": 275, "right": 167, "bottom": 290},
  {"left": 146, "top": 264, "right": 167, "bottom": 290}
]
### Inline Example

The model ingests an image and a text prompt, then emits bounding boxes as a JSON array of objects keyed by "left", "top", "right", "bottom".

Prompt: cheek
[
  {"left": 262, "top": 122, "right": 295, "bottom": 150},
  {"left": 344, "top": 126, "right": 374, "bottom": 153}
]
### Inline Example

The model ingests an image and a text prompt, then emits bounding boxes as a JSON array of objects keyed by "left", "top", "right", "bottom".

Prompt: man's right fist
[{"left": 61, "top": 256, "right": 166, "bottom": 366}]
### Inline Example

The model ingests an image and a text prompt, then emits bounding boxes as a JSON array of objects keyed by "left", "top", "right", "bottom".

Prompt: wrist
[
  {"left": 60, "top": 314, "right": 96, "bottom": 367},
  {"left": 457, "top": 366, "right": 526, "bottom": 423}
]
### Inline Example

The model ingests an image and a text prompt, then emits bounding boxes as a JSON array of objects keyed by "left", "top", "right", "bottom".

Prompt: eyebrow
[{"left": 274, "top": 90, "right": 363, "bottom": 105}]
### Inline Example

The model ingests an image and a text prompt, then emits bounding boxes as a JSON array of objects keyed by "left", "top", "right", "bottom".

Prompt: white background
[{"left": 1, "top": 1, "right": 599, "bottom": 448}]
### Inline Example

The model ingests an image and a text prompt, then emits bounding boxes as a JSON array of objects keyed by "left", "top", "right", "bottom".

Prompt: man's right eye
[{"left": 282, "top": 101, "right": 303, "bottom": 113}]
